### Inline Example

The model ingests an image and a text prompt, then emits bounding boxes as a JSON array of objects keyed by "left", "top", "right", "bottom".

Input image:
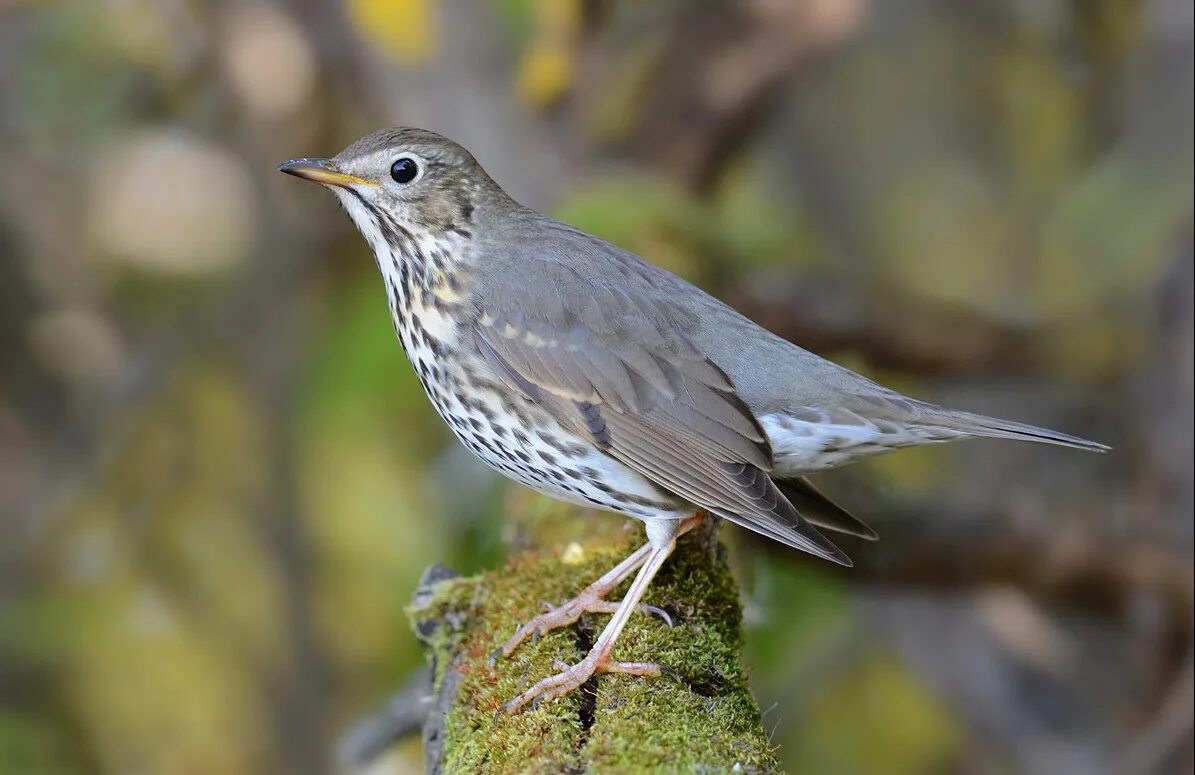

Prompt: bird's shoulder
[{"left": 467, "top": 213, "right": 695, "bottom": 341}]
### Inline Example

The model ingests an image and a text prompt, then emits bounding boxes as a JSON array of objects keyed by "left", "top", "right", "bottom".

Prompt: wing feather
[
  {"left": 776, "top": 477, "right": 877, "bottom": 540},
  {"left": 472, "top": 298, "right": 849, "bottom": 565}
]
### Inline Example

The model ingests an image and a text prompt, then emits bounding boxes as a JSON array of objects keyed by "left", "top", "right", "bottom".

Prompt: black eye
[{"left": 390, "top": 157, "right": 419, "bottom": 184}]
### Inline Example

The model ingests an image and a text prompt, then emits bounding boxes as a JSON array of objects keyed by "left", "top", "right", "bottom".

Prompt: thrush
[{"left": 279, "top": 128, "right": 1107, "bottom": 712}]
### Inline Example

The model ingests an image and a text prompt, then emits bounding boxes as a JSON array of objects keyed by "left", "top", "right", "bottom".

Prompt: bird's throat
[{"left": 374, "top": 226, "right": 472, "bottom": 360}]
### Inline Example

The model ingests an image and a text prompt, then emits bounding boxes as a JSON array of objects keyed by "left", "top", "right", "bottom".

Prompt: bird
[{"left": 278, "top": 128, "right": 1107, "bottom": 712}]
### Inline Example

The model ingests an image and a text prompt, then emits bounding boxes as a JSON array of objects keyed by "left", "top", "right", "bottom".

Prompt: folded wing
[{"left": 472, "top": 299, "right": 849, "bottom": 565}]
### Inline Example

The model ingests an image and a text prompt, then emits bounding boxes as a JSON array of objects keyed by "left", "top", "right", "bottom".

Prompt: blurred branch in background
[
  {"left": 338, "top": 665, "right": 433, "bottom": 770},
  {"left": 0, "top": 1, "right": 1190, "bottom": 774},
  {"left": 632, "top": 0, "right": 867, "bottom": 190}
]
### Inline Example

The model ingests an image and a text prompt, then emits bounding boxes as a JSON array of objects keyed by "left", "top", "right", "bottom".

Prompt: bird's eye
[{"left": 390, "top": 157, "right": 419, "bottom": 185}]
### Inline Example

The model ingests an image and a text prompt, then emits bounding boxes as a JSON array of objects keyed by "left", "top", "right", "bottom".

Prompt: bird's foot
[
  {"left": 491, "top": 590, "right": 671, "bottom": 664},
  {"left": 578, "top": 600, "right": 672, "bottom": 627},
  {"left": 499, "top": 650, "right": 667, "bottom": 713}
]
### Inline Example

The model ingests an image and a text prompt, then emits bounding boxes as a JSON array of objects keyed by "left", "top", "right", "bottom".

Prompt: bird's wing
[
  {"left": 469, "top": 288, "right": 848, "bottom": 565},
  {"left": 775, "top": 476, "right": 877, "bottom": 540}
]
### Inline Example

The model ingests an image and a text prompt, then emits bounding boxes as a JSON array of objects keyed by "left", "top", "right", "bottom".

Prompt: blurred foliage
[
  {"left": 556, "top": 168, "right": 825, "bottom": 279},
  {"left": 0, "top": 1, "right": 1189, "bottom": 774},
  {"left": 788, "top": 652, "right": 961, "bottom": 775},
  {"left": 349, "top": 0, "right": 435, "bottom": 66}
]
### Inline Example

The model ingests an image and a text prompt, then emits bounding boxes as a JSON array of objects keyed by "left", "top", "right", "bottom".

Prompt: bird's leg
[
  {"left": 493, "top": 513, "right": 704, "bottom": 662},
  {"left": 493, "top": 542, "right": 654, "bottom": 663},
  {"left": 500, "top": 513, "right": 703, "bottom": 713}
]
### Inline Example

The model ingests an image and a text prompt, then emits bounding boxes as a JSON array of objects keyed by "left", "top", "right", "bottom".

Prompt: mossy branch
[{"left": 407, "top": 517, "right": 782, "bottom": 774}]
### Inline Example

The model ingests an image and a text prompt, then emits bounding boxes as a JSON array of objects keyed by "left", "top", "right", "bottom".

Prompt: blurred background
[{"left": 0, "top": 1, "right": 1191, "bottom": 773}]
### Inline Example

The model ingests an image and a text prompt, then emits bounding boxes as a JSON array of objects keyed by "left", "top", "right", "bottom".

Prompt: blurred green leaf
[
  {"left": 0, "top": 709, "right": 76, "bottom": 775},
  {"left": 787, "top": 652, "right": 961, "bottom": 775}
]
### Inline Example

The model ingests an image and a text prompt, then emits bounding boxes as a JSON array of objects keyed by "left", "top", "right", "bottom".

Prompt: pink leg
[
  {"left": 500, "top": 512, "right": 705, "bottom": 713},
  {"left": 492, "top": 540, "right": 656, "bottom": 662}
]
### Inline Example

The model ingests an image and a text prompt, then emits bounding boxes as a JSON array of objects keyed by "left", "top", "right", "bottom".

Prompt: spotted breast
[{"left": 373, "top": 229, "right": 683, "bottom": 524}]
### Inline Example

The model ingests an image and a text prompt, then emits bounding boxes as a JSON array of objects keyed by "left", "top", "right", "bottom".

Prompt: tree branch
[{"left": 404, "top": 518, "right": 781, "bottom": 774}]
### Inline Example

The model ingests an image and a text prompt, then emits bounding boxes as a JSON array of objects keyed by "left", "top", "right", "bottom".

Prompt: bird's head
[{"left": 279, "top": 127, "right": 504, "bottom": 250}]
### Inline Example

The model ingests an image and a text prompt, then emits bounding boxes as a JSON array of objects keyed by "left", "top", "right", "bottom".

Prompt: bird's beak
[{"left": 277, "top": 158, "right": 374, "bottom": 188}]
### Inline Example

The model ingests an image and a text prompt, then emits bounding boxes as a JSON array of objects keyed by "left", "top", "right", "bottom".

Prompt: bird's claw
[
  {"left": 641, "top": 603, "right": 673, "bottom": 627},
  {"left": 493, "top": 595, "right": 677, "bottom": 666},
  {"left": 498, "top": 654, "right": 669, "bottom": 713}
]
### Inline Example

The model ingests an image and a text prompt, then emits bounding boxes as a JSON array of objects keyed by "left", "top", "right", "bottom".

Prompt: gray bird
[{"left": 279, "top": 128, "right": 1107, "bottom": 712}]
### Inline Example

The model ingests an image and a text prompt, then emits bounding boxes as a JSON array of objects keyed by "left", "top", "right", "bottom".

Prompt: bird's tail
[{"left": 936, "top": 409, "right": 1110, "bottom": 452}]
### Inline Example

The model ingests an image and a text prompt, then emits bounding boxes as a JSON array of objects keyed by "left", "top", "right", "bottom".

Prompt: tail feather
[{"left": 941, "top": 410, "right": 1110, "bottom": 452}]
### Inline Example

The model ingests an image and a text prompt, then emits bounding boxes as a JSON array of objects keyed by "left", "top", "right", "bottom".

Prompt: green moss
[{"left": 407, "top": 524, "right": 782, "bottom": 774}]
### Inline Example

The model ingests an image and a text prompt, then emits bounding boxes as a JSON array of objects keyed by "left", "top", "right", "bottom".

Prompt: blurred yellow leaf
[
  {"left": 518, "top": 42, "right": 572, "bottom": 107},
  {"left": 348, "top": 0, "right": 435, "bottom": 66},
  {"left": 516, "top": 0, "right": 579, "bottom": 107}
]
